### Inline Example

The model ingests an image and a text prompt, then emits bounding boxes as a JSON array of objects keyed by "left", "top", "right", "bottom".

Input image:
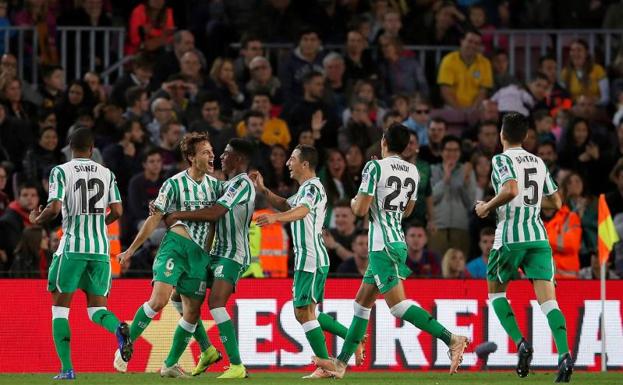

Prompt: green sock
[
  {"left": 90, "top": 308, "right": 120, "bottom": 334},
  {"left": 303, "top": 320, "right": 329, "bottom": 359},
  {"left": 130, "top": 303, "right": 156, "bottom": 341},
  {"left": 337, "top": 316, "right": 368, "bottom": 363},
  {"left": 318, "top": 312, "right": 348, "bottom": 338},
  {"left": 164, "top": 322, "right": 194, "bottom": 367},
  {"left": 53, "top": 317, "right": 72, "bottom": 371},
  {"left": 397, "top": 303, "right": 453, "bottom": 346},
  {"left": 492, "top": 296, "right": 524, "bottom": 345},
  {"left": 211, "top": 307, "right": 241, "bottom": 365},
  {"left": 194, "top": 320, "right": 212, "bottom": 351},
  {"left": 543, "top": 304, "right": 570, "bottom": 360}
]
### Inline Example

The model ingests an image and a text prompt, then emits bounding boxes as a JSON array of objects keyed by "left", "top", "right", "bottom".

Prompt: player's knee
[
  {"left": 148, "top": 298, "right": 168, "bottom": 313},
  {"left": 170, "top": 300, "right": 183, "bottom": 315},
  {"left": 294, "top": 307, "right": 311, "bottom": 324},
  {"left": 182, "top": 309, "right": 200, "bottom": 324},
  {"left": 208, "top": 294, "right": 226, "bottom": 309}
]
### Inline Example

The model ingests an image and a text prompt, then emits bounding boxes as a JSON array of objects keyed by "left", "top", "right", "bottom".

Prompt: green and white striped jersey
[
  {"left": 287, "top": 177, "right": 330, "bottom": 272},
  {"left": 491, "top": 148, "right": 558, "bottom": 249},
  {"left": 48, "top": 158, "right": 121, "bottom": 261},
  {"left": 359, "top": 156, "right": 419, "bottom": 252},
  {"left": 153, "top": 169, "right": 221, "bottom": 249},
  {"left": 211, "top": 173, "right": 256, "bottom": 266}
]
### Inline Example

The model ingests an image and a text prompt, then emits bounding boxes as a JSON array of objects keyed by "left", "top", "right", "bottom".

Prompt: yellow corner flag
[{"left": 598, "top": 194, "right": 619, "bottom": 265}]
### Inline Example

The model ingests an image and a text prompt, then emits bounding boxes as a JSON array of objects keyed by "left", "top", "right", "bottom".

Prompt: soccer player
[
  {"left": 163, "top": 138, "right": 256, "bottom": 379},
  {"left": 117, "top": 132, "right": 221, "bottom": 377},
  {"left": 251, "top": 145, "right": 364, "bottom": 379},
  {"left": 475, "top": 112, "right": 573, "bottom": 382},
  {"left": 313, "top": 123, "right": 469, "bottom": 378},
  {"left": 29, "top": 127, "right": 132, "bottom": 380}
]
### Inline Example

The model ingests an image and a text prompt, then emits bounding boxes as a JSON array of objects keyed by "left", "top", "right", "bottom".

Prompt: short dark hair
[
  {"left": 537, "top": 140, "right": 556, "bottom": 152},
  {"left": 478, "top": 120, "right": 498, "bottom": 134},
  {"left": 41, "top": 65, "right": 63, "bottom": 80},
  {"left": 532, "top": 71, "right": 550, "bottom": 84},
  {"left": 492, "top": 48, "right": 508, "bottom": 57},
  {"left": 480, "top": 227, "right": 495, "bottom": 238},
  {"left": 18, "top": 181, "right": 39, "bottom": 195},
  {"left": 441, "top": 135, "right": 461, "bottom": 150},
  {"left": 404, "top": 221, "right": 426, "bottom": 231},
  {"left": 532, "top": 109, "right": 551, "bottom": 122},
  {"left": 382, "top": 110, "right": 402, "bottom": 123},
  {"left": 243, "top": 110, "right": 264, "bottom": 125},
  {"left": 252, "top": 91, "right": 272, "bottom": 103},
  {"left": 303, "top": 70, "right": 324, "bottom": 84},
  {"left": 294, "top": 144, "right": 318, "bottom": 169},
  {"left": 125, "top": 86, "right": 146, "bottom": 107},
  {"left": 180, "top": 132, "right": 210, "bottom": 165},
  {"left": 383, "top": 123, "right": 410, "bottom": 153},
  {"left": 352, "top": 229, "right": 368, "bottom": 242},
  {"left": 132, "top": 53, "right": 154, "bottom": 71},
  {"left": 228, "top": 138, "right": 256, "bottom": 162},
  {"left": 141, "top": 146, "right": 161, "bottom": 163},
  {"left": 200, "top": 93, "right": 220, "bottom": 106},
  {"left": 241, "top": 33, "right": 262, "bottom": 49},
  {"left": 461, "top": 27, "right": 482, "bottom": 39},
  {"left": 501, "top": 112, "right": 528, "bottom": 144},
  {"left": 539, "top": 54, "right": 556, "bottom": 66},
  {"left": 334, "top": 199, "right": 352, "bottom": 209},
  {"left": 69, "top": 127, "right": 94, "bottom": 151},
  {"left": 297, "top": 27, "right": 320, "bottom": 42},
  {"left": 429, "top": 117, "right": 447, "bottom": 126}
]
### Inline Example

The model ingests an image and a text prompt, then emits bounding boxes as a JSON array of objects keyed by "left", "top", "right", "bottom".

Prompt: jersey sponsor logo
[
  {"left": 361, "top": 170, "right": 370, "bottom": 185},
  {"left": 183, "top": 200, "right": 213, "bottom": 208},
  {"left": 498, "top": 164, "right": 510, "bottom": 179},
  {"left": 225, "top": 185, "right": 237, "bottom": 199},
  {"left": 154, "top": 193, "right": 167, "bottom": 208}
]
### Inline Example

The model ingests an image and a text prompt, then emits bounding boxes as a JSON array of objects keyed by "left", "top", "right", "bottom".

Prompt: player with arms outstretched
[
  {"left": 313, "top": 123, "right": 469, "bottom": 378},
  {"left": 475, "top": 112, "right": 573, "bottom": 382},
  {"left": 30, "top": 128, "right": 132, "bottom": 380}
]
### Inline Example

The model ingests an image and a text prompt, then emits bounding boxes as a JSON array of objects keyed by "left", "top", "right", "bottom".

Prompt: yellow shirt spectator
[
  {"left": 437, "top": 51, "right": 493, "bottom": 108},
  {"left": 236, "top": 117, "right": 291, "bottom": 148},
  {"left": 561, "top": 64, "right": 606, "bottom": 102}
]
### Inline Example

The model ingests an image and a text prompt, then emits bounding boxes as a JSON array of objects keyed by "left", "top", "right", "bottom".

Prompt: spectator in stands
[
  {"left": 127, "top": 0, "right": 175, "bottom": 55},
  {"left": 429, "top": 136, "right": 476, "bottom": 257},
  {"left": 0, "top": 182, "right": 39, "bottom": 268},
  {"left": 281, "top": 70, "right": 340, "bottom": 150},
  {"left": 103, "top": 119, "right": 146, "bottom": 197},
  {"left": 146, "top": 97, "right": 173, "bottom": 145},
  {"left": 9, "top": 226, "right": 48, "bottom": 278},
  {"left": 533, "top": 109, "right": 558, "bottom": 143},
  {"left": 234, "top": 34, "right": 264, "bottom": 86},
  {"left": 391, "top": 94, "right": 410, "bottom": 122},
  {"left": 110, "top": 53, "right": 154, "bottom": 108},
  {"left": 419, "top": 117, "right": 446, "bottom": 164},
  {"left": 538, "top": 55, "right": 572, "bottom": 113},
  {"left": 14, "top": 0, "right": 58, "bottom": 66},
  {"left": 242, "top": 110, "right": 271, "bottom": 173},
  {"left": 561, "top": 39, "right": 608, "bottom": 104},
  {"left": 402, "top": 131, "right": 433, "bottom": 229},
  {"left": 151, "top": 74, "right": 198, "bottom": 126},
  {"left": 206, "top": 57, "right": 245, "bottom": 117},
  {"left": 336, "top": 231, "right": 369, "bottom": 277},
  {"left": 125, "top": 147, "right": 164, "bottom": 244},
  {"left": 441, "top": 248, "right": 471, "bottom": 279},
  {"left": 153, "top": 30, "right": 195, "bottom": 86},
  {"left": 246, "top": 56, "right": 283, "bottom": 106},
  {"left": 38, "top": 65, "right": 65, "bottom": 109},
  {"left": 22, "top": 126, "right": 64, "bottom": 188},
  {"left": 338, "top": 98, "right": 380, "bottom": 153},
  {"left": 279, "top": 28, "right": 326, "bottom": 101},
  {"left": 470, "top": 120, "right": 499, "bottom": 159},
  {"left": 471, "top": 5, "right": 500, "bottom": 53},
  {"left": 607, "top": 161, "right": 623, "bottom": 216},
  {"left": 466, "top": 227, "right": 494, "bottom": 278},
  {"left": 83, "top": 72, "right": 107, "bottom": 105},
  {"left": 403, "top": 98, "right": 431, "bottom": 146},
  {"left": 0, "top": 1, "right": 11, "bottom": 57},
  {"left": 542, "top": 198, "right": 582, "bottom": 279},
  {"left": 418, "top": 1, "right": 464, "bottom": 46},
  {"left": 324, "top": 200, "right": 358, "bottom": 270},
  {"left": 378, "top": 35, "right": 428, "bottom": 101},
  {"left": 345, "top": 144, "right": 364, "bottom": 187},
  {"left": 571, "top": 95, "right": 610, "bottom": 136},
  {"left": 123, "top": 86, "right": 150, "bottom": 126},
  {"left": 491, "top": 49, "right": 516, "bottom": 91},
  {"left": 0, "top": 163, "right": 8, "bottom": 215},
  {"left": 404, "top": 223, "right": 441, "bottom": 277},
  {"left": 323, "top": 52, "right": 348, "bottom": 116},
  {"left": 254, "top": 0, "right": 303, "bottom": 43},
  {"left": 579, "top": 251, "right": 620, "bottom": 279},
  {"left": 437, "top": 30, "right": 492, "bottom": 112},
  {"left": 491, "top": 72, "right": 550, "bottom": 117},
  {"left": 0, "top": 104, "right": 33, "bottom": 170},
  {"left": 523, "top": 126, "right": 538, "bottom": 154},
  {"left": 188, "top": 95, "right": 233, "bottom": 167},
  {"left": 471, "top": 152, "right": 492, "bottom": 202},
  {"left": 537, "top": 140, "right": 560, "bottom": 180},
  {"left": 559, "top": 117, "right": 608, "bottom": 195},
  {"left": 342, "top": 79, "right": 386, "bottom": 129},
  {"left": 343, "top": 29, "right": 379, "bottom": 83},
  {"left": 179, "top": 49, "right": 208, "bottom": 93},
  {"left": 320, "top": 149, "right": 357, "bottom": 227},
  {"left": 373, "top": 7, "right": 404, "bottom": 43},
  {"left": 237, "top": 92, "right": 291, "bottom": 148},
  {"left": 158, "top": 120, "right": 183, "bottom": 172},
  {"left": 55, "top": 80, "right": 95, "bottom": 143},
  {"left": 561, "top": 172, "right": 598, "bottom": 268},
  {"left": 1, "top": 77, "right": 38, "bottom": 132},
  {"left": 263, "top": 144, "right": 294, "bottom": 198},
  {"left": 1, "top": 53, "right": 40, "bottom": 105}
]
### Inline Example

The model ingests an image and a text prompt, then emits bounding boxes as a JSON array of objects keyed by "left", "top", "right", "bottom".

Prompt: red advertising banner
[{"left": 0, "top": 279, "right": 622, "bottom": 373}]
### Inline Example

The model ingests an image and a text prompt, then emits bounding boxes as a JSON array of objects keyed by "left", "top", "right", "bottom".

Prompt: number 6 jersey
[
  {"left": 359, "top": 156, "right": 419, "bottom": 252},
  {"left": 491, "top": 147, "right": 558, "bottom": 249},
  {"left": 48, "top": 158, "right": 121, "bottom": 261}
]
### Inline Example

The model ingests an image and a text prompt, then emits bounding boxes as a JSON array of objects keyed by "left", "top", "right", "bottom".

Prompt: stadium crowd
[{"left": 0, "top": 0, "right": 622, "bottom": 280}]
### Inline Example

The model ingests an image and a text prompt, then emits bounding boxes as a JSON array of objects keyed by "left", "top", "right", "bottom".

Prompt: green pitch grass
[{"left": 0, "top": 372, "right": 620, "bottom": 385}]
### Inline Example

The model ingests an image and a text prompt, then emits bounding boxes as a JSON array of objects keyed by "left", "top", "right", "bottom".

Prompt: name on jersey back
[
  {"left": 514, "top": 155, "right": 537, "bottom": 164},
  {"left": 74, "top": 164, "right": 98, "bottom": 173}
]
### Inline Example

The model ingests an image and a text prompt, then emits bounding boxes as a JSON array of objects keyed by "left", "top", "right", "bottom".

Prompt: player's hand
[
  {"left": 256, "top": 214, "right": 276, "bottom": 227},
  {"left": 249, "top": 171, "right": 266, "bottom": 192},
  {"left": 117, "top": 250, "right": 133, "bottom": 266},
  {"left": 164, "top": 212, "right": 178, "bottom": 227},
  {"left": 322, "top": 230, "right": 337, "bottom": 249},
  {"left": 311, "top": 110, "right": 326, "bottom": 133},
  {"left": 29, "top": 205, "right": 43, "bottom": 224},
  {"left": 474, "top": 200, "right": 489, "bottom": 218},
  {"left": 426, "top": 221, "right": 437, "bottom": 234}
]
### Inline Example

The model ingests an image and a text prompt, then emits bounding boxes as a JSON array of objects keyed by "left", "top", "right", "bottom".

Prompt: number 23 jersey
[
  {"left": 48, "top": 158, "right": 121, "bottom": 261},
  {"left": 491, "top": 147, "right": 558, "bottom": 249},
  {"left": 359, "top": 156, "right": 419, "bottom": 252}
]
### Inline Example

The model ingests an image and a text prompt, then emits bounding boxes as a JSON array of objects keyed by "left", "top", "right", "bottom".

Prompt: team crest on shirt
[
  {"left": 225, "top": 185, "right": 237, "bottom": 199},
  {"left": 473, "top": 70, "right": 481, "bottom": 79},
  {"left": 499, "top": 165, "right": 510, "bottom": 178},
  {"left": 197, "top": 190, "right": 205, "bottom": 200}
]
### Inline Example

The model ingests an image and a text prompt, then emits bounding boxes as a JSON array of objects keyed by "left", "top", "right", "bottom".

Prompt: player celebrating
[
  {"left": 117, "top": 132, "right": 221, "bottom": 377},
  {"left": 163, "top": 138, "right": 256, "bottom": 379},
  {"left": 252, "top": 145, "right": 364, "bottom": 379},
  {"left": 313, "top": 123, "right": 469, "bottom": 378},
  {"left": 475, "top": 112, "right": 573, "bottom": 382},
  {"left": 30, "top": 128, "right": 132, "bottom": 380}
]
